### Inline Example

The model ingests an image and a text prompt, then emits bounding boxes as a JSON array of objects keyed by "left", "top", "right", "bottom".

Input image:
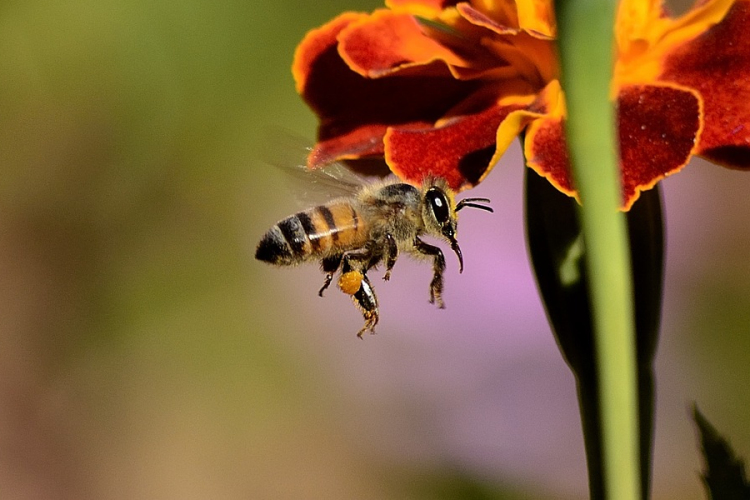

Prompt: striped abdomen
[{"left": 256, "top": 201, "right": 368, "bottom": 265}]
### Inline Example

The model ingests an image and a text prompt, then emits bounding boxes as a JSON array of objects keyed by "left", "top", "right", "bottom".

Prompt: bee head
[{"left": 421, "top": 179, "right": 493, "bottom": 273}]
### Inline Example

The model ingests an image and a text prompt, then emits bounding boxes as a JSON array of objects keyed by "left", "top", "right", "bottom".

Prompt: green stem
[{"left": 555, "top": 1, "right": 640, "bottom": 499}]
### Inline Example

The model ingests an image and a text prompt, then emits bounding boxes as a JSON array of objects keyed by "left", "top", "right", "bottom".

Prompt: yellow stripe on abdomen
[{"left": 326, "top": 201, "right": 368, "bottom": 251}]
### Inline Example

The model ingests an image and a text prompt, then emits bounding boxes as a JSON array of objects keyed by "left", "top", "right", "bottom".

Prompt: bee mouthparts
[{"left": 451, "top": 241, "right": 464, "bottom": 274}]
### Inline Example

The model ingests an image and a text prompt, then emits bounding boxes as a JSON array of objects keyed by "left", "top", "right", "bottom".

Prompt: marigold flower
[{"left": 293, "top": 0, "right": 750, "bottom": 209}]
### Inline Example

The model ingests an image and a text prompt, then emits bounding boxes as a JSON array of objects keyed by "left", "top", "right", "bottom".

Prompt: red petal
[
  {"left": 294, "top": 13, "right": 482, "bottom": 169},
  {"left": 660, "top": 0, "right": 750, "bottom": 168},
  {"left": 524, "top": 114, "right": 574, "bottom": 197},
  {"left": 293, "top": 13, "right": 366, "bottom": 95},
  {"left": 338, "top": 10, "right": 468, "bottom": 77},
  {"left": 618, "top": 84, "right": 701, "bottom": 207},
  {"left": 526, "top": 84, "right": 701, "bottom": 209},
  {"left": 308, "top": 124, "right": 390, "bottom": 168},
  {"left": 384, "top": 103, "right": 527, "bottom": 190}
]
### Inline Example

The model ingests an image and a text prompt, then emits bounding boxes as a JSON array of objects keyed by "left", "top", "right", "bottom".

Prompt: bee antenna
[{"left": 456, "top": 198, "right": 493, "bottom": 213}]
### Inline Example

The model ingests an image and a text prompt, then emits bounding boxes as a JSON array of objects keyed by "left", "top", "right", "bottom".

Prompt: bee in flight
[{"left": 255, "top": 165, "right": 492, "bottom": 338}]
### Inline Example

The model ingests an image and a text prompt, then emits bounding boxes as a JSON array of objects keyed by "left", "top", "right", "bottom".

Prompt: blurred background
[{"left": 1, "top": 0, "right": 749, "bottom": 498}]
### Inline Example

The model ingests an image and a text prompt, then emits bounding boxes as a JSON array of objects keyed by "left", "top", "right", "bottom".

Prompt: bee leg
[
  {"left": 353, "top": 273, "right": 379, "bottom": 338},
  {"left": 341, "top": 247, "right": 379, "bottom": 274},
  {"left": 336, "top": 249, "right": 380, "bottom": 337},
  {"left": 382, "top": 233, "right": 398, "bottom": 281},
  {"left": 414, "top": 237, "right": 446, "bottom": 309},
  {"left": 318, "top": 255, "right": 343, "bottom": 297}
]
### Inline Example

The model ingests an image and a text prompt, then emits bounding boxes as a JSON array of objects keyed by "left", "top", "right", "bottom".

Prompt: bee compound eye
[{"left": 426, "top": 188, "right": 451, "bottom": 224}]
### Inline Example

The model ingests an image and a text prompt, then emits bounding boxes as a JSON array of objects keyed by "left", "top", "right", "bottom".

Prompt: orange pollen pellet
[{"left": 338, "top": 271, "right": 363, "bottom": 295}]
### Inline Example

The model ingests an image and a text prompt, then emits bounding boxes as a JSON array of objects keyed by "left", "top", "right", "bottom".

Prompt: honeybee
[{"left": 255, "top": 165, "right": 492, "bottom": 338}]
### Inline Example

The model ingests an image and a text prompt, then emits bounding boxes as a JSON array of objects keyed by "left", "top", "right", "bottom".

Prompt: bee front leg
[
  {"left": 414, "top": 237, "right": 446, "bottom": 309},
  {"left": 318, "top": 255, "right": 343, "bottom": 297},
  {"left": 383, "top": 233, "right": 398, "bottom": 281}
]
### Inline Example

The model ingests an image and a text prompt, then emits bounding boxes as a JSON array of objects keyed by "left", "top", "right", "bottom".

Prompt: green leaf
[{"left": 694, "top": 405, "right": 750, "bottom": 500}]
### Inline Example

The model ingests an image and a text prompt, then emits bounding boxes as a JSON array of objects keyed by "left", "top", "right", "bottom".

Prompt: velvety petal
[
  {"left": 526, "top": 83, "right": 702, "bottom": 208},
  {"left": 618, "top": 84, "right": 701, "bottom": 208},
  {"left": 293, "top": 13, "right": 484, "bottom": 168},
  {"left": 338, "top": 10, "right": 469, "bottom": 77},
  {"left": 524, "top": 114, "right": 574, "bottom": 198},
  {"left": 521, "top": 80, "right": 574, "bottom": 198},
  {"left": 384, "top": 102, "right": 528, "bottom": 190},
  {"left": 293, "top": 13, "right": 367, "bottom": 95},
  {"left": 308, "top": 124, "right": 391, "bottom": 168},
  {"left": 660, "top": 0, "right": 750, "bottom": 168}
]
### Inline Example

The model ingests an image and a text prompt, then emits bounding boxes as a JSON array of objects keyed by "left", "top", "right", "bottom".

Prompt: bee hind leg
[
  {"left": 414, "top": 237, "right": 446, "bottom": 309},
  {"left": 318, "top": 255, "right": 343, "bottom": 297},
  {"left": 353, "top": 273, "right": 379, "bottom": 338},
  {"left": 337, "top": 248, "right": 381, "bottom": 337}
]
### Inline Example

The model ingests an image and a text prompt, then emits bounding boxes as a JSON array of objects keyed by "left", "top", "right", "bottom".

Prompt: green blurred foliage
[
  {"left": 0, "top": 0, "right": 539, "bottom": 498},
  {"left": 1, "top": 0, "right": 380, "bottom": 498}
]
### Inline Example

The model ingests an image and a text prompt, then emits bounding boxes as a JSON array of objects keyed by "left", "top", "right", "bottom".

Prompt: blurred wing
[
  {"left": 279, "top": 161, "right": 367, "bottom": 205},
  {"left": 261, "top": 130, "right": 372, "bottom": 207}
]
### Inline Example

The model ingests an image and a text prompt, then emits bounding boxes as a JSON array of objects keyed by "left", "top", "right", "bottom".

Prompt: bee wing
[
  {"left": 261, "top": 131, "right": 380, "bottom": 207},
  {"left": 279, "top": 160, "right": 367, "bottom": 204}
]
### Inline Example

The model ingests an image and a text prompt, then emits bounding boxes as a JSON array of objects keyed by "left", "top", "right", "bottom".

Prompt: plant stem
[{"left": 555, "top": 0, "right": 640, "bottom": 499}]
